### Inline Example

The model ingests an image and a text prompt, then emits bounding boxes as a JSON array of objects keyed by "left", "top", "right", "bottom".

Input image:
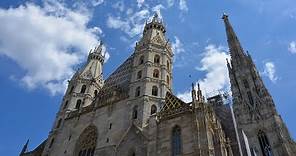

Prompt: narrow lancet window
[
  {"left": 80, "top": 85, "right": 86, "bottom": 93},
  {"left": 76, "top": 99, "right": 82, "bottom": 109},
  {"left": 154, "top": 55, "right": 160, "bottom": 64},
  {"left": 172, "top": 126, "right": 181, "bottom": 156},
  {"left": 152, "top": 86, "right": 158, "bottom": 96},
  {"left": 258, "top": 130, "right": 272, "bottom": 156}
]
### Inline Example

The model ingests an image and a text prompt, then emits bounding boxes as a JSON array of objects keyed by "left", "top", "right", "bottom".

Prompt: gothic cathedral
[{"left": 20, "top": 14, "right": 296, "bottom": 156}]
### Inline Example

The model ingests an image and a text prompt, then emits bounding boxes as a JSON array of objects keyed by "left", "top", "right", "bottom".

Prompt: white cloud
[
  {"left": 177, "top": 44, "right": 230, "bottom": 102},
  {"left": 288, "top": 41, "right": 296, "bottom": 54},
  {"left": 152, "top": 4, "right": 165, "bottom": 19},
  {"left": 179, "top": 0, "right": 188, "bottom": 12},
  {"left": 91, "top": 0, "right": 104, "bottom": 6},
  {"left": 263, "top": 62, "right": 278, "bottom": 83},
  {"left": 106, "top": 9, "right": 150, "bottom": 37},
  {"left": 171, "top": 36, "right": 185, "bottom": 55},
  {"left": 137, "top": 0, "right": 145, "bottom": 7},
  {"left": 0, "top": 2, "right": 105, "bottom": 95}
]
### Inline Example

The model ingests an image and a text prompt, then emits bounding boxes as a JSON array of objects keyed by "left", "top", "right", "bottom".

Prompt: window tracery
[{"left": 75, "top": 125, "right": 97, "bottom": 156}]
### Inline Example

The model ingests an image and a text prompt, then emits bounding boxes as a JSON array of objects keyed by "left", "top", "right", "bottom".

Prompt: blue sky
[{"left": 0, "top": 0, "right": 296, "bottom": 155}]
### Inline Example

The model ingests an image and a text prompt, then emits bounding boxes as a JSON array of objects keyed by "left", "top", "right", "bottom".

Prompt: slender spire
[
  {"left": 192, "top": 83, "right": 197, "bottom": 102},
  {"left": 222, "top": 13, "right": 247, "bottom": 66},
  {"left": 20, "top": 139, "right": 29, "bottom": 155}
]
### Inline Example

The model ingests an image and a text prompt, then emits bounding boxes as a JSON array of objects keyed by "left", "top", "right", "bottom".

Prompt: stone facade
[{"left": 20, "top": 14, "right": 295, "bottom": 156}]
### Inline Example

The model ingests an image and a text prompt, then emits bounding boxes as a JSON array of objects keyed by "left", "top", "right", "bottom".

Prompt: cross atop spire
[{"left": 222, "top": 13, "right": 247, "bottom": 67}]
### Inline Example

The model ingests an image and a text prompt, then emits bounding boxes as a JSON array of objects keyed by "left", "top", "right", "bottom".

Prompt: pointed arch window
[
  {"left": 63, "top": 100, "right": 69, "bottom": 110},
  {"left": 137, "top": 70, "right": 142, "bottom": 79},
  {"left": 247, "top": 91, "right": 254, "bottom": 106},
  {"left": 153, "top": 69, "right": 159, "bottom": 78},
  {"left": 56, "top": 119, "right": 62, "bottom": 128},
  {"left": 69, "top": 86, "right": 74, "bottom": 94},
  {"left": 167, "top": 75, "right": 170, "bottom": 84},
  {"left": 172, "top": 126, "right": 181, "bottom": 156},
  {"left": 76, "top": 99, "right": 82, "bottom": 109},
  {"left": 154, "top": 55, "right": 160, "bottom": 64},
  {"left": 151, "top": 105, "right": 157, "bottom": 115},
  {"left": 94, "top": 90, "right": 98, "bottom": 96},
  {"left": 132, "top": 106, "right": 138, "bottom": 119},
  {"left": 258, "top": 130, "right": 272, "bottom": 156},
  {"left": 139, "top": 55, "right": 144, "bottom": 65},
  {"left": 152, "top": 86, "right": 158, "bottom": 96},
  {"left": 75, "top": 125, "right": 97, "bottom": 156},
  {"left": 167, "top": 60, "right": 170, "bottom": 70},
  {"left": 49, "top": 138, "right": 55, "bottom": 149},
  {"left": 80, "top": 85, "right": 87, "bottom": 93},
  {"left": 135, "top": 87, "right": 141, "bottom": 97}
]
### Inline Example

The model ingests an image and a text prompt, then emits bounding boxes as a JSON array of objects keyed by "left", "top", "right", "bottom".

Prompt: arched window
[
  {"left": 80, "top": 85, "right": 86, "bottom": 93},
  {"left": 151, "top": 105, "right": 157, "bottom": 115},
  {"left": 69, "top": 86, "right": 74, "bottom": 94},
  {"left": 167, "top": 75, "right": 170, "bottom": 84},
  {"left": 49, "top": 138, "right": 55, "bottom": 149},
  {"left": 75, "top": 125, "right": 97, "bottom": 156},
  {"left": 56, "top": 119, "right": 62, "bottom": 128},
  {"left": 63, "top": 100, "right": 69, "bottom": 110},
  {"left": 152, "top": 86, "right": 158, "bottom": 96},
  {"left": 94, "top": 90, "right": 98, "bottom": 96},
  {"left": 132, "top": 106, "right": 138, "bottom": 119},
  {"left": 75, "top": 99, "right": 82, "bottom": 109},
  {"left": 167, "top": 60, "right": 170, "bottom": 70},
  {"left": 135, "top": 87, "right": 141, "bottom": 97},
  {"left": 153, "top": 69, "right": 159, "bottom": 78},
  {"left": 258, "top": 130, "right": 272, "bottom": 156},
  {"left": 247, "top": 91, "right": 254, "bottom": 106},
  {"left": 139, "top": 55, "right": 144, "bottom": 65},
  {"left": 137, "top": 70, "right": 142, "bottom": 79},
  {"left": 154, "top": 55, "right": 160, "bottom": 64},
  {"left": 172, "top": 126, "right": 181, "bottom": 156}
]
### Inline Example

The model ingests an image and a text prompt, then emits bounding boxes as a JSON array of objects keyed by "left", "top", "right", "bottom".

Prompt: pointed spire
[
  {"left": 197, "top": 83, "right": 203, "bottom": 102},
  {"left": 192, "top": 83, "right": 197, "bottom": 102},
  {"left": 222, "top": 13, "right": 247, "bottom": 66},
  {"left": 20, "top": 139, "right": 29, "bottom": 155}
]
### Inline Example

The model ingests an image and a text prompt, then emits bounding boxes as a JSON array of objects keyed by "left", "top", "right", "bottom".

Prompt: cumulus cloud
[
  {"left": 0, "top": 2, "right": 105, "bottom": 95},
  {"left": 171, "top": 36, "right": 185, "bottom": 55},
  {"left": 179, "top": 0, "right": 188, "bottom": 12},
  {"left": 263, "top": 62, "right": 278, "bottom": 83},
  {"left": 177, "top": 44, "right": 230, "bottom": 102},
  {"left": 288, "top": 41, "right": 296, "bottom": 54},
  {"left": 106, "top": 9, "right": 150, "bottom": 37}
]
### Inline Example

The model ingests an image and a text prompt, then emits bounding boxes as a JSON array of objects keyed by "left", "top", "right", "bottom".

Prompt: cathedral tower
[
  {"left": 223, "top": 14, "right": 296, "bottom": 156},
  {"left": 129, "top": 13, "right": 173, "bottom": 126},
  {"left": 42, "top": 42, "right": 105, "bottom": 155}
]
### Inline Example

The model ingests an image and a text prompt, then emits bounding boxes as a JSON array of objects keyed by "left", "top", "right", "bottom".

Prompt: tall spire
[{"left": 222, "top": 13, "right": 247, "bottom": 66}]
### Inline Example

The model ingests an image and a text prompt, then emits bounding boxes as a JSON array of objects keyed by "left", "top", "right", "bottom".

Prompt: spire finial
[
  {"left": 222, "top": 12, "right": 229, "bottom": 20},
  {"left": 222, "top": 13, "right": 247, "bottom": 67}
]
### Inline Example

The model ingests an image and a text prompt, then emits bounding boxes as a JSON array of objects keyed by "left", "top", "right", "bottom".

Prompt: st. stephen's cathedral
[{"left": 20, "top": 14, "right": 296, "bottom": 156}]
